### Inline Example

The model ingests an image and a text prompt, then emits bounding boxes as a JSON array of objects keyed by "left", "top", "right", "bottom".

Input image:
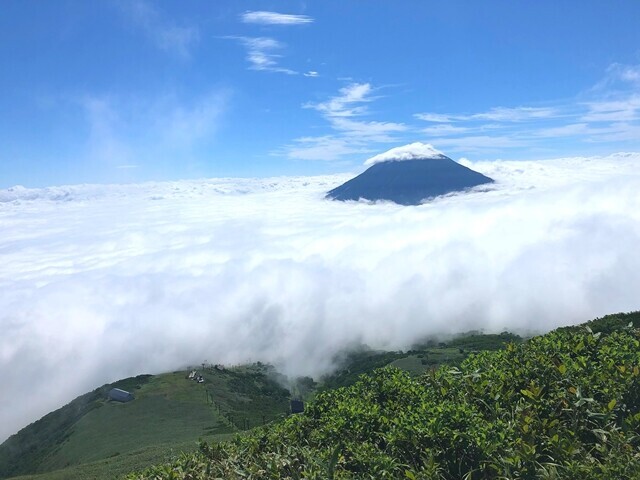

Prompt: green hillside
[
  {"left": 1, "top": 337, "right": 509, "bottom": 480},
  {"left": 3, "top": 313, "right": 639, "bottom": 479},
  {"left": 319, "top": 331, "right": 523, "bottom": 389},
  {"left": 0, "top": 365, "right": 289, "bottom": 479},
  {"left": 5, "top": 440, "right": 212, "bottom": 480},
  {"left": 126, "top": 313, "right": 640, "bottom": 479}
]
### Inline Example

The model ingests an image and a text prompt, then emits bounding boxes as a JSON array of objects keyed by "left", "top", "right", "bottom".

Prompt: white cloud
[
  {"left": 241, "top": 11, "right": 313, "bottom": 25},
  {"left": 284, "top": 83, "right": 405, "bottom": 161},
  {"left": 2, "top": 153, "right": 640, "bottom": 442},
  {"left": 414, "top": 113, "right": 455, "bottom": 123},
  {"left": 593, "top": 63, "right": 640, "bottom": 91},
  {"left": 308, "top": 83, "right": 375, "bottom": 118},
  {"left": 363, "top": 142, "right": 445, "bottom": 166},
  {"left": 331, "top": 118, "right": 407, "bottom": 140},
  {"left": 227, "top": 36, "right": 297, "bottom": 74},
  {"left": 115, "top": 0, "right": 198, "bottom": 59},
  {"left": 617, "top": 65, "right": 640, "bottom": 84},
  {"left": 304, "top": 71, "right": 319, "bottom": 78},
  {"left": 151, "top": 91, "right": 229, "bottom": 147},
  {"left": 279, "top": 136, "right": 373, "bottom": 161},
  {"left": 416, "top": 106, "right": 557, "bottom": 124},
  {"left": 533, "top": 123, "right": 590, "bottom": 138},
  {"left": 81, "top": 96, "right": 134, "bottom": 168},
  {"left": 428, "top": 135, "right": 527, "bottom": 152},
  {"left": 422, "top": 123, "right": 470, "bottom": 136},
  {"left": 412, "top": 63, "right": 640, "bottom": 154},
  {"left": 531, "top": 120, "right": 640, "bottom": 143},
  {"left": 470, "top": 106, "right": 557, "bottom": 122},
  {"left": 580, "top": 95, "right": 640, "bottom": 123}
]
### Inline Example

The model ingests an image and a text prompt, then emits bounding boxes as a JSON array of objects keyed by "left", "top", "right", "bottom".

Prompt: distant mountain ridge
[{"left": 327, "top": 143, "right": 494, "bottom": 205}]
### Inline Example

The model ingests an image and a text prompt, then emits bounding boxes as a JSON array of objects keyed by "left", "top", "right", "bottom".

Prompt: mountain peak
[
  {"left": 327, "top": 144, "right": 494, "bottom": 205},
  {"left": 363, "top": 142, "right": 446, "bottom": 166}
]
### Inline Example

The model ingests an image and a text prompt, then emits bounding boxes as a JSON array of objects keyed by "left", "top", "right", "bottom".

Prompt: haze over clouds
[{"left": 2, "top": 153, "right": 640, "bottom": 441}]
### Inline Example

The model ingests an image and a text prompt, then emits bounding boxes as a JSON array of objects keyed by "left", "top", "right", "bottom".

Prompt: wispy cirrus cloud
[
  {"left": 241, "top": 11, "right": 313, "bottom": 26},
  {"left": 228, "top": 11, "right": 313, "bottom": 75},
  {"left": 276, "top": 62, "right": 640, "bottom": 164},
  {"left": 281, "top": 83, "right": 406, "bottom": 161},
  {"left": 616, "top": 65, "right": 640, "bottom": 85},
  {"left": 580, "top": 95, "right": 640, "bottom": 123},
  {"left": 416, "top": 106, "right": 558, "bottom": 124},
  {"left": 592, "top": 63, "right": 640, "bottom": 91},
  {"left": 470, "top": 106, "right": 557, "bottom": 122},
  {"left": 421, "top": 124, "right": 472, "bottom": 136},
  {"left": 115, "top": 0, "right": 199, "bottom": 59},
  {"left": 282, "top": 136, "right": 373, "bottom": 161},
  {"left": 414, "top": 113, "right": 456, "bottom": 123},
  {"left": 308, "top": 83, "right": 377, "bottom": 118},
  {"left": 412, "top": 63, "right": 640, "bottom": 155},
  {"left": 226, "top": 36, "right": 297, "bottom": 74},
  {"left": 428, "top": 135, "right": 528, "bottom": 152}
]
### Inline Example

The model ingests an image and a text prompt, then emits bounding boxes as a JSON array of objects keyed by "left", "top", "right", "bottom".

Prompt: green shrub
[{"left": 127, "top": 325, "right": 640, "bottom": 479}]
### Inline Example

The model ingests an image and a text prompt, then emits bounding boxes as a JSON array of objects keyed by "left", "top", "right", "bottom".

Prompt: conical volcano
[{"left": 326, "top": 143, "right": 494, "bottom": 205}]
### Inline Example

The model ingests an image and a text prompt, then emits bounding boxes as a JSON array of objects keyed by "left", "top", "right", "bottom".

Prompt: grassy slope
[
  {"left": 0, "top": 375, "right": 152, "bottom": 479},
  {"left": 8, "top": 440, "right": 203, "bottom": 480},
  {"left": 39, "top": 373, "right": 231, "bottom": 471},
  {"left": 0, "top": 366, "right": 290, "bottom": 480}
]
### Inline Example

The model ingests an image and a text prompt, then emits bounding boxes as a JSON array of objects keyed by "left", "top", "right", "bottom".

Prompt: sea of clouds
[{"left": 2, "top": 153, "right": 640, "bottom": 442}]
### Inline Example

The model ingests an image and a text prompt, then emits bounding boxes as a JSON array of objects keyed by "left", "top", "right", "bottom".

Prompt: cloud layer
[{"left": 1, "top": 154, "right": 640, "bottom": 441}]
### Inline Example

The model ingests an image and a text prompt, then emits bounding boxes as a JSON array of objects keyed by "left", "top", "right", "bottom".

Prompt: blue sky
[{"left": 1, "top": 0, "right": 640, "bottom": 187}]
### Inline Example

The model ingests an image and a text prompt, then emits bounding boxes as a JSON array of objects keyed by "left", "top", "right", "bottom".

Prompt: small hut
[
  {"left": 290, "top": 399, "right": 304, "bottom": 414},
  {"left": 108, "top": 388, "right": 134, "bottom": 403}
]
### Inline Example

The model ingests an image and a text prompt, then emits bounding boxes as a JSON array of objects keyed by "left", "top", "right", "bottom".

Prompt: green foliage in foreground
[{"left": 127, "top": 326, "right": 640, "bottom": 479}]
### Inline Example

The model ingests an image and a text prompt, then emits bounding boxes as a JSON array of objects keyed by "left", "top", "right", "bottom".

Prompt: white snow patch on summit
[{"left": 364, "top": 142, "right": 446, "bottom": 166}]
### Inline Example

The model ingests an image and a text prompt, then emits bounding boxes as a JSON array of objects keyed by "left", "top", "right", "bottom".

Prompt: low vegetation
[
  {"left": 126, "top": 315, "right": 640, "bottom": 479},
  {"left": 3, "top": 313, "right": 638, "bottom": 479},
  {"left": 319, "top": 332, "right": 523, "bottom": 391}
]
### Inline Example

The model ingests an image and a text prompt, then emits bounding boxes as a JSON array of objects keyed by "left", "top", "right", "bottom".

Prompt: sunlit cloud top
[
  {"left": 363, "top": 142, "right": 445, "bottom": 166},
  {"left": 2, "top": 152, "right": 640, "bottom": 442}
]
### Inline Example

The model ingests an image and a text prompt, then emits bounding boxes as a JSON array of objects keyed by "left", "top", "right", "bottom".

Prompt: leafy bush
[{"left": 127, "top": 324, "right": 640, "bottom": 479}]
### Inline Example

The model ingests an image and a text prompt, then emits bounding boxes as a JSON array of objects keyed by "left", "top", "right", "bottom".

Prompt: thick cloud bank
[{"left": 2, "top": 153, "right": 640, "bottom": 441}]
